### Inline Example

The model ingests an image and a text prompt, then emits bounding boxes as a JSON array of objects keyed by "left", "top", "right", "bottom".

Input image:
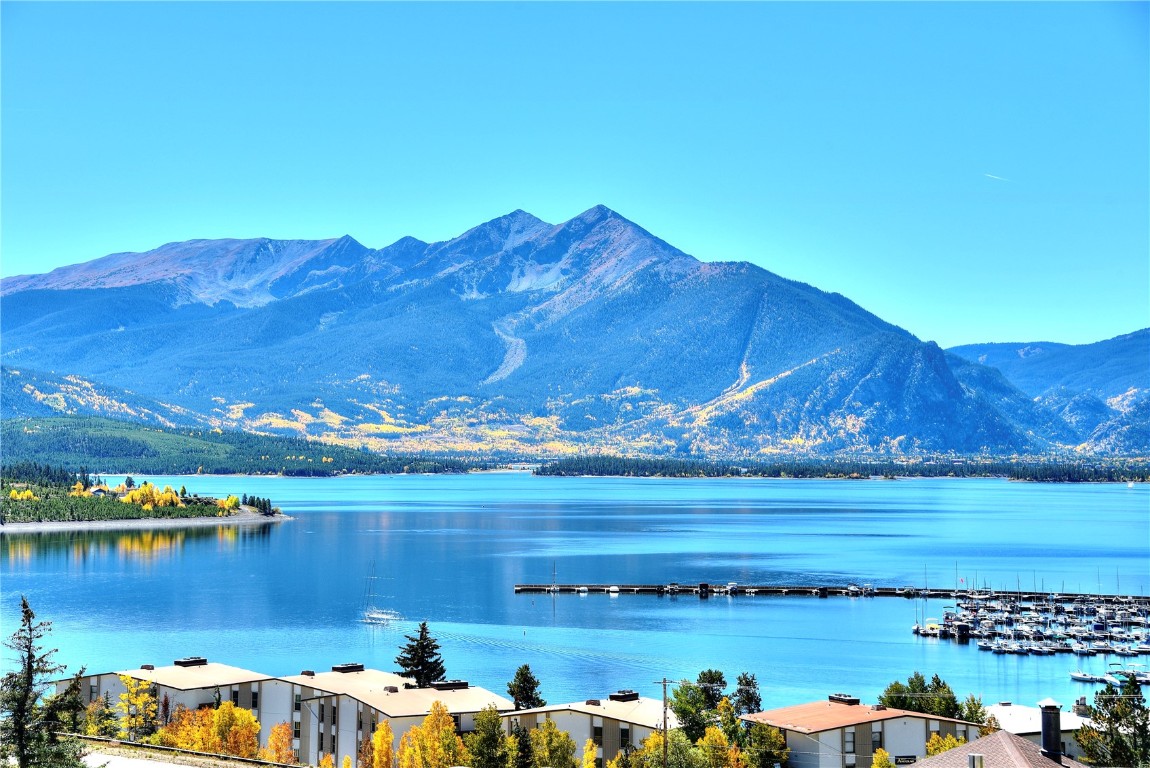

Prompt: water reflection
[{"left": 2, "top": 523, "right": 273, "bottom": 566}]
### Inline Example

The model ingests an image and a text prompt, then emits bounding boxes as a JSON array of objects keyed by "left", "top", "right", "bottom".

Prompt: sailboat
[{"left": 361, "top": 561, "right": 402, "bottom": 625}]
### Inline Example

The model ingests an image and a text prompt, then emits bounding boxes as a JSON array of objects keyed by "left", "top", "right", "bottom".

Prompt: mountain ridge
[{"left": 3, "top": 206, "right": 1146, "bottom": 457}]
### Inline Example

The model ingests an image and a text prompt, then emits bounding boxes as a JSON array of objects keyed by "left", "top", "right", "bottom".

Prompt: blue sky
[{"left": 2, "top": 1, "right": 1146, "bottom": 348}]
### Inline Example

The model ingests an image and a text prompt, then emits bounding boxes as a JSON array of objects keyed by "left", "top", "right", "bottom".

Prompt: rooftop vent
[
  {"left": 301, "top": 670, "right": 315, "bottom": 677},
  {"left": 431, "top": 680, "right": 470, "bottom": 691},
  {"left": 828, "top": 694, "right": 860, "bottom": 705},
  {"left": 174, "top": 657, "right": 208, "bottom": 667},
  {"left": 332, "top": 663, "right": 365, "bottom": 674},
  {"left": 140, "top": 664, "right": 155, "bottom": 671},
  {"left": 610, "top": 690, "right": 640, "bottom": 702},
  {"left": 871, "top": 705, "right": 886, "bottom": 711},
  {"left": 385, "top": 686, "right": 399, "bottom": 693},
  {"left": 586, "top": 699, "right": 602, "bottom": 706},
  {"left": 999, "top": 702, "right": 1012, "bottom": 707}
]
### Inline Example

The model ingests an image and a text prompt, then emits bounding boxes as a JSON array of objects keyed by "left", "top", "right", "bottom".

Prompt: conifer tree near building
[{"left": 395, "top": 621, "right": 446, "bottom": 687}]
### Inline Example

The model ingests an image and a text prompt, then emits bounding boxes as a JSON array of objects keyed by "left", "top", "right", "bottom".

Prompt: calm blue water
[{"left": 2, "top": 474, "right": 1146, "bottom": 710}]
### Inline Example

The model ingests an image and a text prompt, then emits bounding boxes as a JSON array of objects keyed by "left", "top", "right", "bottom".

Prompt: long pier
[{"left": 513, "top": 583, "right": 1150, "bottom": 604}]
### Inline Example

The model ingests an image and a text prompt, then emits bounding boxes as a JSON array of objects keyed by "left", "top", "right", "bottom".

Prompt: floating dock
[{"left": 513, "top": 583, "right": 1150, "bottom": 604}]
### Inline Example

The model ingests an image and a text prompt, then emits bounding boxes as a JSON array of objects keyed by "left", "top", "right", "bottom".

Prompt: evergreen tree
[
  {"left": 878, "top": 672, "right": 960, "bottom": 719},
  {"left": 508, "top": 664, "right": 546, "bottom": 710},
  {"left": 395, "top": 621, "right": 446, "bottom": 687},
  {"left": 1076, "top": 677, "right": 1150, "bottom": 768},
  {"left": 0, "top": 596, "right": 85, "bottom": 768},
  {"left": 733, "top": 673, "right": 762, "bottom": 716},
  {"left": 697, "top": 670, "right": 727, "bottom": 710},
  {"left": 511, "top": 721, "right": 535, "bottom": 768}
]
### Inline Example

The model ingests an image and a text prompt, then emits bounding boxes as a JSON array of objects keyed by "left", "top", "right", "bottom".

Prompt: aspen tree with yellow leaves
[
  {"left": 216, "top": 701, "right": 261, "bottom": 758},
  {"left": 397, "top": 701, "right": 469, "bottom": 768},
  {"left": 372, "top": 719, "right": 395, "bottom": 768},
  {"left": 155, "top": 701, "right": 260, "bottom": 758},
  {"left": 528, "top": 718, "right": 576, "bottom": 768},
  {"left": 117, "top": 675, "right": 158, "bottom": 741},
  {"left": 262, "top": 721, "right": 297, "bottom": 764},
  {"left": 582, "top": 738, "right": 597, "bottom": 768},
  {"left": 697, "top": 726, "right": 735, "bottom": 768}
]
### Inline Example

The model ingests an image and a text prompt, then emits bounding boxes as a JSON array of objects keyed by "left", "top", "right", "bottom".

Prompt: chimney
[
  {"left": 1072, "top": 697, "right": 1090, "bottom": 718},
  {"left": 1037, "top": 698, "right": 1062, "bottom": 760}
]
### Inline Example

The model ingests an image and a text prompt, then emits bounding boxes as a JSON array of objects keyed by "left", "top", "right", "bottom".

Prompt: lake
[{"left": 2, "top": 473, "right": 1146, "bottom": 711}]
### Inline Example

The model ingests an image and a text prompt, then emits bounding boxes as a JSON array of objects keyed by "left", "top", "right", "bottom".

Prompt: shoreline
[{"left": 0, "top": 508, "right": 291, "bottom": 535}]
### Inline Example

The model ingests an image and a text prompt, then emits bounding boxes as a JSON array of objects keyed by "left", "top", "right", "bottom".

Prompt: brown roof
[
  {"left": 915, "top": 730, "right": 1090, "bottom": 768},
  {"left": 741, "top": 700, "right": 978, "bottom": 734}
]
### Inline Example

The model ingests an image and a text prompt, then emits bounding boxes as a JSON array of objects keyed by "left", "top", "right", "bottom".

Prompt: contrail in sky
[{"left": 984, "top": 173, "right": 1011, "bottom": 182}]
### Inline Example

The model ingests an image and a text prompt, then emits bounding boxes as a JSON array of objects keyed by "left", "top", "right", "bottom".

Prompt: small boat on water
[
  {"left": 363, "top": 607, "right": 402, "bottom": 625},
  {"left": 1070, "top": 670, "right": 1102, "bottom": 683}
]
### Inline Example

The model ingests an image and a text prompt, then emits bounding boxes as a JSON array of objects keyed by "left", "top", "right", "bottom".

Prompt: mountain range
[{"left": 2, "top": 206, "right": 1146, "bottom": 456}]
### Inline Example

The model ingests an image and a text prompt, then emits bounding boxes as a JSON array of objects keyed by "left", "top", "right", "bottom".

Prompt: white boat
[
  {"left": 576, "top": 586, "right": 588, "bottom": 594},
  {"left": 363, "top": 607, "right": 402, "bottom": 625},
  {"left": 1070, "top": 670, "right": 1101, "bottom": 683},
  {"left": 607, "top": 586, "right": 619, "bottom": 594}
]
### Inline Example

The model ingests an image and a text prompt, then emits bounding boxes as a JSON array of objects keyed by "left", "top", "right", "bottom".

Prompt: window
[
  {"left": 332, "top": 705, "right": 338, "bottom": 726},
  {"left": 90, "top": 684, "right": 98, "bottom": 703},
  {"left": 452, "top": 714, "right": 462, "bottom": 733},
  {"left": 231, "top": 689, "right": 239, "bottom": 706},
  {"left": 293, "top": 721, "right": 300, "bottom": 739},
  {"left": 929, "top": 721, "right": 940, "bottom": 733},
  {"left": 957, "top": 726, "right": 967, "bottom": 742},
  {"left": 621, "top": 726, "right": 631, "bottom": 746},
  {"left": 593, "top": 725, "right": 603, "bottom": 746},
  {"left": 844, "top": 730, "right": 856, "bottom": 754},
  {"left": 595, "top": 760, "right": 603, "bottom": 768},
  {"left": 295, "top": 693, "right": 301, "bottom": 712},
  {"left": 319, "top": 733, "right": 324, "bottom": 753},
  {"left": 319, "top": 702, "right": 325, "bottom": 723},
  {"left": 872, "top": 725, "right": 882, "bottom": 751},
  {"left": 251, "top": 690, "right": 259, "bottom": 710}
]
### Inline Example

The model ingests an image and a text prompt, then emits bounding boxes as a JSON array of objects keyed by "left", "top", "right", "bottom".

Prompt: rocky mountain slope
[{"left": 3, "top": 206, "right": 1145, "bottom": 456}]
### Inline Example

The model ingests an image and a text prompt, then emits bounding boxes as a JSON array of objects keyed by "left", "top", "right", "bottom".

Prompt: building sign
[{"left": 895, "top": 758, "right": 917, "bottom": 765}]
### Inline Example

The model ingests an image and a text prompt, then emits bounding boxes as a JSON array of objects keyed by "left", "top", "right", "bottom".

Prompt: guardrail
[{"left": 73, "top": 733, "right": 299, "bottom": 767}]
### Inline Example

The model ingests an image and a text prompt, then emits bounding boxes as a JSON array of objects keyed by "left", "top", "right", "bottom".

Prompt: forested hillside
[{"left": 1, "top": 417, "right": 484, "bottom": 475}]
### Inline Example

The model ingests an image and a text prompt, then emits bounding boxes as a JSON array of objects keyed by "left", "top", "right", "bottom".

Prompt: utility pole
[{"left": 655, "top": 678, "right": 672, "bottom": 768}]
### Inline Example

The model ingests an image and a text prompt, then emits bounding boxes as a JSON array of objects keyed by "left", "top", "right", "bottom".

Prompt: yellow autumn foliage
[
  {"left": 261, "top": 721, "right": 296, "bottom": 764},
  {"left": 397, "top": 701, "right": 469, "bottom": 768},
  {"left": 8, "top": 489, "right": 38, "bottom": 501},
  {"left": 120, "top": 482, "right": 184, "bottom": 508},
  {"left": 157, "top": 701, "right": 261, "bottom": 758}
]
